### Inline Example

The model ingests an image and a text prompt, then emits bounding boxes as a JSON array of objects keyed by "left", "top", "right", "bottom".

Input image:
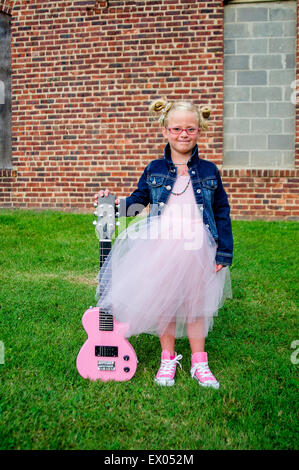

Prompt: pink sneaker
[
  {"left": 190, "top": 352, "right": 220, "bottom": 389},
  {"left": 154, "top": 350, "right": 183, "bottom": 386}
]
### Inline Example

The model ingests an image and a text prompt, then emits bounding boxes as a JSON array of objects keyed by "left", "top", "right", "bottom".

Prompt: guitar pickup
[
  {"left": 95, "top": 346, "right": 118, "bottom": 357},
  {"left": 97, "top": 361, "right": 116, "bottom": 371}
]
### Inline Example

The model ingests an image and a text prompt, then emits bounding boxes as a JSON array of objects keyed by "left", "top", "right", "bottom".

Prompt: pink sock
[
  {"left": 192, "top": 352, "right": 208, "bottom": 363},
  {"left": 161, "top": 350, "right": 176, "bottom": 360}
]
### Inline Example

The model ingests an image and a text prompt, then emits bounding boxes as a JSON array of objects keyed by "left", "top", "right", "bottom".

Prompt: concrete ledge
[{"left": 221, "top": 167, "right": 299, "bottom": 177}]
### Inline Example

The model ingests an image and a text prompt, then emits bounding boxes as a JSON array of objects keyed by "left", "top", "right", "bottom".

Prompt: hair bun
[
  {"left": 200, "top": 106, "right": 211, "bottom": 119},
  {"left": 149, "top": 98, "right": 168, "bottom": 115},
  {"left": 149, "top": 98, "right": 173, "bottom": 125}
]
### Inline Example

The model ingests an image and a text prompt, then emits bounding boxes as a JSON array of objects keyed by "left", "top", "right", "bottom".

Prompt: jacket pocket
[
  {"left": 147, "top": 175, "right": 166, "bottom": 187},
  {"left": 202, "top": 177, "right": 218, "bottom": 190},
  {"left": 201, "top": 177, "right": 218, "bottom": 206},
  {"left": 147, "top": 174, "right": 166, "bottom": 203}
]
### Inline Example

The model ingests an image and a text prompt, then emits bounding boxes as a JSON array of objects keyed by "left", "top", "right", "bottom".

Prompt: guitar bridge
[{"left": 97, "top": 360, "right": 116, "bottom": 371}]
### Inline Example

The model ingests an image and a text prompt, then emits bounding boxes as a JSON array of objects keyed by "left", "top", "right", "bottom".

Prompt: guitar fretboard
[
  {"left": 99, "top": 310, "right": 113, "bottom": 331},
  {"left": 99, "top": 239, "right": 113, "bottom": 331},
  {"left": 100, "top": 240, "right": 112, "bottom": 269}
]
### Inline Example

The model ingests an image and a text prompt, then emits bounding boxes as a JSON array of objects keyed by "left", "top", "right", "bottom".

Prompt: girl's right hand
[{"left": 93, "top": 189, "right": 120, "bottom": 205}]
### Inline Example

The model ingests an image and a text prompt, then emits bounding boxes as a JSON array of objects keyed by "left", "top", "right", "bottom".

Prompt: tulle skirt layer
[{"left": 96, "top": 213, "right": 232, "bottom": 339}]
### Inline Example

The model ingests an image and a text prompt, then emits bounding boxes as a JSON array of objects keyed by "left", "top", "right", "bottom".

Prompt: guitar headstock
[{"left": 93, "top": 194, "right": 120, "bottom": 241}]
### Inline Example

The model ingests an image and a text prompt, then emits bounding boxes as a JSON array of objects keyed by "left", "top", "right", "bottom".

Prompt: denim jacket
[{"left": 124, "top": 143, "right": 233, "bottom": 266}]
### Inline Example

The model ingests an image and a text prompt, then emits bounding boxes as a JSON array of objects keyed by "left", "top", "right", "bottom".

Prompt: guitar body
[
  {"left": 76, "top": 193, "right": 138, "bottom": 382},
  {"left": 76, "top": 307, "right": 137, "bottom": 382}
]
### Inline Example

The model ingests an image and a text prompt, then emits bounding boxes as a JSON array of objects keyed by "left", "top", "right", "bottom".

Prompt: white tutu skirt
[{"left": 96, "top": 208, "right": 232, "bottom": 339}]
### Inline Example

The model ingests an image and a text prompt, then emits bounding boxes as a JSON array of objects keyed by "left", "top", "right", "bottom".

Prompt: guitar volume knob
[
  {"left": 123, "top": 355, "right": 130, "bottom": 361},
  {"left": 124, "top": 367, "right": 130, "bottom": 373}
]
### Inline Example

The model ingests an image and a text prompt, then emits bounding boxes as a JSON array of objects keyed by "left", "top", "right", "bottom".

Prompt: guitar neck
[
  {"left": 99, "top": 239, "right": 113, "bottom": 329},
  {"left": 100, "top": 240, "right": 112, "bottom": 269},
  {"left": 96, "top": 194, "right": 116, "bottom": 330}
]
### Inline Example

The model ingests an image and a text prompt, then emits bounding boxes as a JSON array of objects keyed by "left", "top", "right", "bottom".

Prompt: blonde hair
[{"left": 149, "top": 97, "right": 211, "bottom": 131}]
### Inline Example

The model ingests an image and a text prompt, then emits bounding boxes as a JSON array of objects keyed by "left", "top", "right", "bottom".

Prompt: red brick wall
[{"left": 0, "top": 0, "right": 298, "bottom": 220}]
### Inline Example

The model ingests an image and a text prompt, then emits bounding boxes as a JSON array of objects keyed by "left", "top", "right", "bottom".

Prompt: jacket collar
[{"left": 163, "top": 142, "right": 199, "bottom": 169}]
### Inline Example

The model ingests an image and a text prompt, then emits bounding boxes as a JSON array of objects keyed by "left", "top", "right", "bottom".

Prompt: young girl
[{"left": 95, "top": 98, "right": 233, "bottom": 389}]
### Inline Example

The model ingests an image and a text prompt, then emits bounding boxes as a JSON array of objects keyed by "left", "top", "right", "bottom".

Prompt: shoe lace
[
  {"left": 190, "top": 362, "right": 215, "bottom": 380},
  {"left": 159, "top": 354, "right": 183, "bottom": 374}
]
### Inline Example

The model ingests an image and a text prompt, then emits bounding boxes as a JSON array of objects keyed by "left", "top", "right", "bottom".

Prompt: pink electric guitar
[{"left": 76, "top": 193, "right": 138, "bottom": 382}]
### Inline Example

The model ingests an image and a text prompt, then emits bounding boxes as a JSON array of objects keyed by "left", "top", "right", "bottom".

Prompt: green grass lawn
[{"left": 0, "top": 209, "right": 298, "bottom": 450}]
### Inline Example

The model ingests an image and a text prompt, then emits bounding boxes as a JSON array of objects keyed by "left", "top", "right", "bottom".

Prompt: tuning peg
[
  {"left": 115, "top": 212, "right": 119, "bottom": 217},
  {"left": 116, "top": 221, "right": 120, "bottom": 226},
  {"left": 92, "top": 220, "right": 97, "bottom": 226},
  {"left": 93, "top": 211, "right": 97, "bottom": 216},
  {"left": 94, "top": 202, "right": 97, "bottom": 207}
]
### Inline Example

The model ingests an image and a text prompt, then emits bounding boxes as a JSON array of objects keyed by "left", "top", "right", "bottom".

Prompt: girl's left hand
[{"left": 216, "top": 264, "right": 224, "bottom": 272}]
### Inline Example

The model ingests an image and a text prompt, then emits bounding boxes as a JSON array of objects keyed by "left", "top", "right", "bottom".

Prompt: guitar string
[{"left": 97, "top": 203, "right": 119, "bottom": 331}]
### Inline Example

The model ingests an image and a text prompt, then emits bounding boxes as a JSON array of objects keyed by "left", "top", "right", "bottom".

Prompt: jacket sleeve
[
  {"left": 213, "top": 169, "right": 233, "bottom": 266},
  {"left": 124, "top": 166, "right": 151, "bottom": 217}
]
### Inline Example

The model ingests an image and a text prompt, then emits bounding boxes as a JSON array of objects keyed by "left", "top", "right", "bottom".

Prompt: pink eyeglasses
[{"left": 166, "top": 127, "right": 200, "bottom": 136}]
